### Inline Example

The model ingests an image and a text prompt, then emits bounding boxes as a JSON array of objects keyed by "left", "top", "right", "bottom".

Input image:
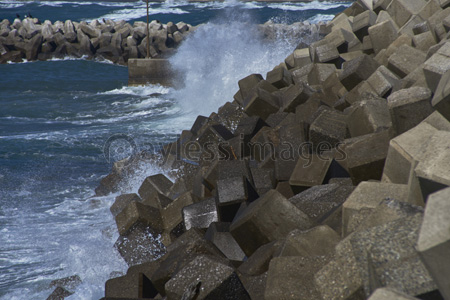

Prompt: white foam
[
  {"left": 99, "top": 84, "right": 170, "bottom": 97},
  {"left": 307, "top": 13, "right": 335, "bottom": 24},
  {"left": 89, "top": 5, "right": 188, "bottom": 22},
  {"left": 267, "top": 0, "right": 351, "bottom": 11}
]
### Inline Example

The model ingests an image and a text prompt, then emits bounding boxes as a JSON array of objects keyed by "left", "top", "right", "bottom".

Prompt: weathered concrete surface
[{"left": 128, "top": 58, "right": 175, "bottom": 86}]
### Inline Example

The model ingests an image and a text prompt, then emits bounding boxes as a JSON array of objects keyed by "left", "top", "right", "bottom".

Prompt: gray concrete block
[
  {"left": 417, "top": 187, "right": 450, "bottom": 300},
  {"left": 110, "top": 193, "right": 141, "bottom": 217},
  {"left": 115, "top": 201, "right": 164, "bottom": 236},
  {"left": 368, "top": 288, "right": 419, "bottom": 300},
  {"left": 230, "top": 190, "right": 313, "bottom": 256},
  {"left": 165, "top": 255, "right": 250, "bottom": 300},
  {"left": 386, "top": 0, "right": 426, "bottom": 27},
  {"left": 387, "top": 86, "right": 433, "bottom": 135},
  {"left": 352, "top": 10, "right": 377, "bottom": 41},
  {"left": 432, "top": 69, "right": 450, "bottom": 121},
  {"left": 340, "top": 54, "right": 380, "bottom": 90},
  {"left": 309, "top": 109, "right": 347, "bottom": 149},
  {"left": 423, "top": 44, "right": 450, "bottom": 92},
  {"left": 243, "top": 87, "right": 280, "bottom": 121},
  {"left": 346, "top": 98, "right": 392, "bottom": 138},
  {"left": 280, "top": 83, "right": 313, "bottom": 113},
  {"left": 289, "top": 154, "right": 332, "bottom": 191},
  {"left": 238, "top": 73, "right": 264, "bottom": 100},
  {"left": 342, "top": 181, "right": 409, "bottom": 236},
  {"left": 368, "top": 20, "right": 399, "bottom": 54},
  {"left": 182, "top": 198, "right": 218, "bottom": 230},
  {"left": 161, "top": 191, "right": 194, "bottom": 231},
  {"left": 205, "top": 222, "right": 246, "bottom": 261},
  {"left": 413, "top": 31, "right": 437, "bottom": 53},
  {"left": 138, "top": 174, "right": 173, "bottom": 202},
  {"left": 387, "top": 44, "right": 427, "bottom": 78},
  {"left": 266, "top": 66, "right": 292, "bottom": 89}
]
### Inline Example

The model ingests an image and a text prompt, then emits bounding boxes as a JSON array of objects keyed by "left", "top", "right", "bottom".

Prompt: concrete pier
[{"left": 128, "top": 58, "right": 174, "bottom": 86}]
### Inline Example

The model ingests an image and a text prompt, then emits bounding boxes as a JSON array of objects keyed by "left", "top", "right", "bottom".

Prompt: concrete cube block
[
  {"left": 340, "top": 54, "right": 380, "bottom": 90},
  {"left": 279, "top": 83, "right": 313, "bottom": 113},
  {"left": 278, "top": 225, "right": 340, "bottom": 257},
  {"left": 346, "top": 98, "right": 392, "bottom": 138},
  {"left": 413, "top": 31, "right": 437, "bottom": 52},
  {"left": 432, "top": 69, "right": 450, "bottom": 121},
  {"left": 316, "top": 213, "right": 437, "bottom": 299},
  {"left": 414, "top": 130, "right": 450, "bottom": 200},
  {"left": 368, "top": 288, "right": 419, "bottom": 300},
  {"left": 366, "top": 67, "right": 399, "bottom": 97},
  {"left": 309, "top": 109, "right": 347, "bottom": 149},
  {"left": 387, "top": 86, "right": 433, "bottom": 135},
  {"left": 352, "top": 10, "right": 377, "bottom": 41},
  {"left": 238, "top": 73, "right": 263, "bottom": 100},
  {"left": 342, "top": 181, "right": 409, "bottom": 236},
  {"left": 314, "top": 42, "right": 341, "bottom": 65},
  {"left": 289, "top": 183, "right": 355, "bottom": 233},
  {"left": 205, "top": 222, "right": 246, "bottom": 261},
  {"left": 293, "top": 47, "right": 311, "bottom": 68},
  {"left": 417, "top": 187, "right": 450, "bottom": 300},
  {"left": 340, "top": 131, "right": 390, "bottom": 184},
  {"left": 243, "top": 87, "right": 280, "bottom": 121},
  {"left": 165, "top": 255, "right": 250, "bottom": 300},
  {"left": 161, "top": 191, "right": 194, "bottom": 231},
  {"left": 250, "top": 167, "right": 275, "bottom": 196},
  {"left": 230, "top": 190, "right": 313, "bottom": 256},
  {"left": 182, "top": 197, "right": 218, "bottom": 230},
  {"left": 326, "top": 28, "right": 360, "bottom": 53},
  {"left": 138, "top": 174, "right": 173, "bottom": 202},
  {"left": 423, "top": 51, "right": 450, "bottom": 92},
  {"left": 386, "top": 0, "right": 426, "bottom": 27},
  {"left": 237, "top": 273, "right": 267, "bottom": 300},
  {"left": 115, "top": 201, "right": 164, "bottom": 236},
  {"left": 266, "top": 66, "right": 292, "bottom": 89},
  {"left": 307, "top": 63, "right": 337, "bottom": 86},
  {"left": 265, "top": 256, "right": 330, "bottom": 300},
  {"left": 110, "top": 193, "right": 141, "bottom": 217},
  {"left": 142, "top": 192, "right": 173, "bottom": 210},
  {"left": 368, "top": 20, "right": 399, "bottom": 54},
  {"left": 387, "top": 44, "right": 427, "bottom": 78},
  {"left": 289, "top": 154, "right": 332, "bottom": 191},
  {"left": 115, "top": 223, "right": 166, "bottom": 266}
]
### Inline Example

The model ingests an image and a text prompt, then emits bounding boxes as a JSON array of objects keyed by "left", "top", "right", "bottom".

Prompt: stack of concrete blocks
[{"left": 95, "top": 0, "right": 450, "bottom": 299}]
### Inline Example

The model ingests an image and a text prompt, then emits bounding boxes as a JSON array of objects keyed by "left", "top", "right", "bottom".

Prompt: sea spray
[{"left": 169, "top": 9, "right": 319, "bottom": 116}]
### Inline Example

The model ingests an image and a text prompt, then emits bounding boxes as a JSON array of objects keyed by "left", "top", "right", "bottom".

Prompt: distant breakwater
[{"left": 0, "top": 17, "right": 327, "bottom": 65}]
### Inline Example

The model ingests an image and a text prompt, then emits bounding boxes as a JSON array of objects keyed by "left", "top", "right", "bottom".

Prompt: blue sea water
[{"left": 0, "top": 1, "right": 349, "bottom": 299}]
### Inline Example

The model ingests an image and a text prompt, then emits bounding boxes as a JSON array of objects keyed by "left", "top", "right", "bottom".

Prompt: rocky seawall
[
  {"left": 45, "top": 0, "right": 450, "bottom": 299},
  {"left": 0, "top": 17, "right": 325, "bottom": 66}
]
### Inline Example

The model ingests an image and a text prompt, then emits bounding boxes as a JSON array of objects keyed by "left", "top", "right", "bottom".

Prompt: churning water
[{"left": 0, "top": 1, "right": 349, "bottom": 298}]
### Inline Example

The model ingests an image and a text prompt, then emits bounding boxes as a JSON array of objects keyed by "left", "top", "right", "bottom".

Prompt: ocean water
[{"left": 0, "top": 1, "right": 349, "bottom": 299}]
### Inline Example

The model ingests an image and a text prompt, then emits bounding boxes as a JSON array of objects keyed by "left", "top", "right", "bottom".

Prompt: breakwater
[{"left": 23, "top": 0, "right": 450, "bottom": 298}]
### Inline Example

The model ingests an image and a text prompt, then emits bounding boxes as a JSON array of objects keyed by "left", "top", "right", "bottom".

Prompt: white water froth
[
  {"left": 170, "top": 19, "right": 302, "bottom": 116},
  {"left": 307, "top": 13, "right": 336, "bottom": 24}
]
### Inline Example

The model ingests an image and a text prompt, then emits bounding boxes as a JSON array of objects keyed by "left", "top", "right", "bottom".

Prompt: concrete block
[
  {"left": 237, "top": 273, "right": 267, "bottom": 300},
  {"left": 280, "top": 83, "right": 313, "bottom": 113},
  {"left": 293, "top": 47, "right": 311, "bottom": 68},
  {"left": 237, "top": 240, "right": 282, "bottom": 276},
  {"left": 352, "top": 10, "right": 377, "bottom": 41},
  {"left": 289, "top": 154, "right": 333, "bottom": 191},
  {"left": 275, "top": 181, "right": 294, "bottom": 199},
  {"left": 422, "top": 110, "right": 450, "bottom": 131},
  {"left": 368, "top": 20, "right": 399, "bottom": 54},
  {"left": 432, "top": 69, "right": 450, "bottom": 121},
  {"left": 423, "top": 51, "right": 450, "bottom": 92},
  {"left": 238, "top": 73, "right": 263, "bottom": 100},
  {"left": 387, "top": 86, "right": 433, "bottom": 135},
  {"left": 250, "top": 167, "right": 275, "bottom": 196},
  {"left": 414, "top": 130, "right": 450, "bottom": 200},
  {"left": 128, "top": 59, "right": 174, "bottom": 86},
  {"left": 265, "top": 256, "right": 330, "bottom": 300},
  {"left": 368, "top": 288, "right": 419, "bottom": 300},
  {"left": 161, "top": 191, "right": 194, "bottom": 231},
  {"left": 243, "top": 87, "right": 280, "bottom": 121},
  {"left": 387, "top": 45, "right": 427, "bottom": 78},
  {"left": 326, "top": 28, "right": 360, "bottom": 54},
  {"left": 105, "top": 260, "right": 160, "bottom": 299},
  {"left": 417, "top": 187, "right": 450, "bottom": 300},
  {"left": 314, "top": 42, "right": 341, "bottom": 66},
  {"left": 309, "top": 109, "right": 347, "bottom": 149},
  {"left": 398, "top": 15, "right": 426, "bottom": 37},
  {"left": 340, "top": 54, "right": 380, "bottom": 90},
  {"left": 182, "top": 197, "right": 218, "bottom": 230},
  {"left": 382, "top": 122, "right": 438, "bottom": 188},
  {"left": 428, "top": 7, "right": 450, "bottom": 41},
  {"left": 266, "top": 66, "right": 292, "bottom": 88},
  {"left": 165, "top": 255, "right": 250, "bottom": 300},
  {"left": 139, "top": 174, "right": 172, "bottom": 201},
  {"left": 115, "top": 201, "right": 164, "bottom": 236},
  {"left": 346, "top": 98, "right": 392, "bottom": 138},
  {"left": 316, "top": 213, "right": 437, "bottom": 299},
  {"left": 230, "top": 190, "right": 313, "bottom": 256},
  {"left": 110, "top": 193, "right": 141, "bottom": 217},
  {"left": 366, "top": 66, "right": 400, "bottom": 98},
  {"left": 307, "top": 63, "right": 337, "bottom": 86},
  {"left": 413, "top": 31, "right": 437, "bottom": 52},
  {"left": 142, "top": 192, "right": 172, "bottom": 210},
  {"left": 386, "top": 0, "right": 426, "bottom": 27},
  {"left": 278, "top": 225, "right": 340, "bottom": 257},
  {"left": 205, "top": 222, "right": 246, "bottom": 261},
  {"left": 342, "top": 181, "right": 409, "bottom": 236},
  {"left": 115, "top": 223, "right": 166, "bottom": 266},
  {"left": 289, "top": 183, "right": 355, "bottom": 233},
  {"left": 340, "top": 131, "right": 390, "bottom": 184}
]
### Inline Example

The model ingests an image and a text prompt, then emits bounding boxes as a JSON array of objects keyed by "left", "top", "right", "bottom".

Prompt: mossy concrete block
[
  {"left": 417, "top": 187, "right": 450, "bottom": 300},
  {"left": 230, "top": 190, "right": 313, "bottom": 256}
]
